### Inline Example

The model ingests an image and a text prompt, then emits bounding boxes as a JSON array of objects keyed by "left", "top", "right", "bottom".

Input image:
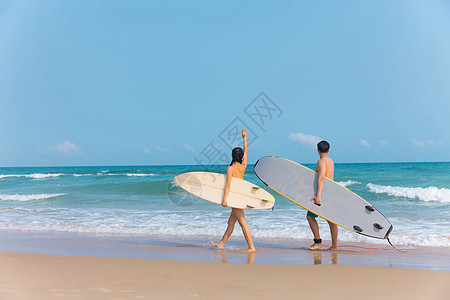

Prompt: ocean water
[{"left": 0, "top": 162, "right": 449, "bottom": 248}]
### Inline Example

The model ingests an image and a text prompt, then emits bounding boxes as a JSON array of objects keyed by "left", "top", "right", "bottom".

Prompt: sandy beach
[{"left": 0, "top": 250, "right": 448, "bottom": 300}]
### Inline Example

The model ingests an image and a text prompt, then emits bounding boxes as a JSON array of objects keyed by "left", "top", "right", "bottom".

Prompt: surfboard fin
[
  {"left": 252, "top": 187, "right": 260, "bottom": 190},
  {"left": 353, "top": 225, "right": 363, "bottom": 233},
  {"left": 365, "top": 205, "right": 375, "bottom": 212},
  {"left": 373, "top": 223, "right": 383, "bottom": 230},
  {"left": 261, "top": 199, "right": 270, "bottom": 202},
  {"left": 246, "top": 205, "right": 255, "bottom": 209}
]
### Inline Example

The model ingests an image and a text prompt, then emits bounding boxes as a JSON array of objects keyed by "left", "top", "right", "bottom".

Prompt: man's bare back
[{"left": 315, "top": 156, "right": 334, "bottom": 180}]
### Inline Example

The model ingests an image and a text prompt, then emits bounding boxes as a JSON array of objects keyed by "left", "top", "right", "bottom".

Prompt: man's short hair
[{"left": 317, "top": 140, "right": 330, "bottom": 153}]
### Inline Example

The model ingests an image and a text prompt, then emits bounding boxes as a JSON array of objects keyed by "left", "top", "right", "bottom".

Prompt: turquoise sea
[{"left": 0, "top": 162, "right": 449, "bottom": 248}]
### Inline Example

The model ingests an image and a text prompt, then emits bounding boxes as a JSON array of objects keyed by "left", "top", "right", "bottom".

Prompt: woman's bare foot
[
  {"left": 211, "top": 241, "right": 223, "bottom": 250},
  {"left": 307, "top": 243, "right": 322, "bottom": 250},
  {"left": 245, "top": 247, "right": 256, "bottom": 252},
  {"left": 328, "top": 246, "right": 337, "bottom": 251}
]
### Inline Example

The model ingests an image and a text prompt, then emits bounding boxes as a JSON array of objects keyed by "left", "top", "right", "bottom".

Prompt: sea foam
[
  {"left": 126, "top": 173, "right": 155, "bottom": 177},
  {"left": 337, "top": 180, "right": 360, "bottom": 187},
  {"left": 0, "top": 193, "right": 68, "bottom": 201},
  {"left": 0, "top": 209, "right": 447, "bottom": 247},
  {"left": 367, "top": 183, "right": 450, "bottom": 203},
  {"left": 0, "top": 173, "right": 64, "bottom": 179}
]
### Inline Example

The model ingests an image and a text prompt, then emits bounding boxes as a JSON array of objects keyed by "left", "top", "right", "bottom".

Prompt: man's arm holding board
[{"left": 312, "top": 159, "right": 326, "bottom": 206}]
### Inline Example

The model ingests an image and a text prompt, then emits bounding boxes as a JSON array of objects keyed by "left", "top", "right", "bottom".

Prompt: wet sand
[{"left": 0, "top": 231, "right": 448, "bottom": 270}]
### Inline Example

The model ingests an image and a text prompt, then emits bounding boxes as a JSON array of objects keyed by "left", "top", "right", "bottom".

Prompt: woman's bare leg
[
  {"left": 211, "top": 210, "right": 236, "bottom": 249},
  {"left": 233, "top": 208, "right": 255, "bottom": 251}
]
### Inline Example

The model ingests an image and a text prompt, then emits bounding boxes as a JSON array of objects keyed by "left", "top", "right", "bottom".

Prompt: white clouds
[
  {"left": 0, "top": 146, "right": 12, "bottom": 152},
  {"left": 49, "top": 141, "right": 80, "bottom": 154},
  {"left": 143, "top": 147, "right": 152, "bottom": 155},
  {"left": 358, "top": 140, "right": 388, "bottom": 148},
  {"left": 379, "top": 140, "right": 388, "bottom": 147},
  {"left": 155, "top": 146, "right": 171, "bottom": 153},
  {"left": 359, "top": 139, "right": 371, "bottom": 148},
  {"left": 289, "top": 132, "right": 322, "bottom": 149},
  {"left": 144, "top": 146, "right": 171, "bottom": 155},
  {"left": 183, "top": 142, "right": 195, "bottom": 152},
  {"left": 411, "top": 139, "right": 435, "bottom": 149}
]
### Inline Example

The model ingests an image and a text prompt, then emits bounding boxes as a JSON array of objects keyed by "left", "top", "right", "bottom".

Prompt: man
[{"left": 307, "top": 140, "right": 338, "bottom": 250}]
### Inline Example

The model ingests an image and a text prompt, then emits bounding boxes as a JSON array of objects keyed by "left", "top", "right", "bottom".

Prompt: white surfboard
[
  {"left": 254, "top": 156, "right": 393, "bottom": 239},
  {"left": 173, "top": 172, "right": 275, "bottom": 210}
]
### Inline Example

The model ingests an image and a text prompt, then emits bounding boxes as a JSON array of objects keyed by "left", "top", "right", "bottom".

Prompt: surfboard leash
[
  {"left": 318, "top": 240, "right": 411, "bottom": 253},
  {"left": 387, "top": 237, "right": 410, "bottom": 253}
]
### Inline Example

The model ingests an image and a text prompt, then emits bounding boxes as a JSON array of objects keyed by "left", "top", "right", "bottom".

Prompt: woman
[{"left": 211, "top": 129, "right": 255, "bottom": 252}]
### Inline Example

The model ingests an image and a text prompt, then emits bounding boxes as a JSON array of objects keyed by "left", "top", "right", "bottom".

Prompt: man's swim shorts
[{"left": 307, "top": 211, "right": 318, "bottom": 218}]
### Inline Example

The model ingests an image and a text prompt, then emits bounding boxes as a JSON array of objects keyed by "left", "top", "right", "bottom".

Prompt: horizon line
[{"left": 1, "top": 160, "right": 449, "bottom": 168}]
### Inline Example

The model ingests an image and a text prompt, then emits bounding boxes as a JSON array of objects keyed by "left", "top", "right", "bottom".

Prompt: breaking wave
[
  {"left": 0, "top": 193, "right": 68, "bottom": 202},
  {"left": 0, "top": 173, "right": 64, "bottom": 179},
  {"left": 367, "top": 183, "right": 450, "bottom": 203},
  {"left": 126, "top": 173, "right": 155, "bottom": 177},
  {"left": 337, "top": 180, "right": 360, "bottom": 187}
]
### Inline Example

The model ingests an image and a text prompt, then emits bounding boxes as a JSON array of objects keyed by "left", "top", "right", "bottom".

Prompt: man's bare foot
[
  {"left": 307, "top": 243, "right": 323, "bottom": 250},
  {"left": 245, "top": 247, "right": 256, "bottom": 252},
  {"left": 211, "top": 241, "right": 223, "bottom": 250},
  {"left": 328, "top": 246, "right": 337, "bottom": 251}
]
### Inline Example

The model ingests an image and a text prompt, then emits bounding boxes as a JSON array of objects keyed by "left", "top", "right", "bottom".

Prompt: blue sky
[{"left": 1, "top": 0, "right": 449, "bottom": 167}]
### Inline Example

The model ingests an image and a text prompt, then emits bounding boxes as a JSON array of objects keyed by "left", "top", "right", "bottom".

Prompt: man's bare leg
[
  {"left": 211, "top": 211, "right": 236, "bottom": 250},
  {"left": 233, "top": 208, "right": 256, "bottom": 252},
  {"left": 307, "top": 215, "right": 322, "bottom": 250},
  {"left": 328, "top": 221, "right": 338, "bottom": 250}
]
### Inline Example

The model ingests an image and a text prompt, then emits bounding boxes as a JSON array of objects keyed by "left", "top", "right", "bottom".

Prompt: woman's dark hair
[{"left": 230, "top": 147, "right": 244, "bottom": 166}]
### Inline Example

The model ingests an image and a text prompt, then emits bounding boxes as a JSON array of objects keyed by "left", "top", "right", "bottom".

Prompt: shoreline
[
  {"left": 1, "top": 250, "right": 449, "bottom": 300},
  {"left": 0, "top": 230, "right": 449, "bottom": 271}
]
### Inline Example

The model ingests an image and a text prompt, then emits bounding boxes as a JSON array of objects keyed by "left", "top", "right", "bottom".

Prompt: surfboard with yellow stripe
[{"left": 254, "top": 156, "right": 392, "bottom": 239}]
